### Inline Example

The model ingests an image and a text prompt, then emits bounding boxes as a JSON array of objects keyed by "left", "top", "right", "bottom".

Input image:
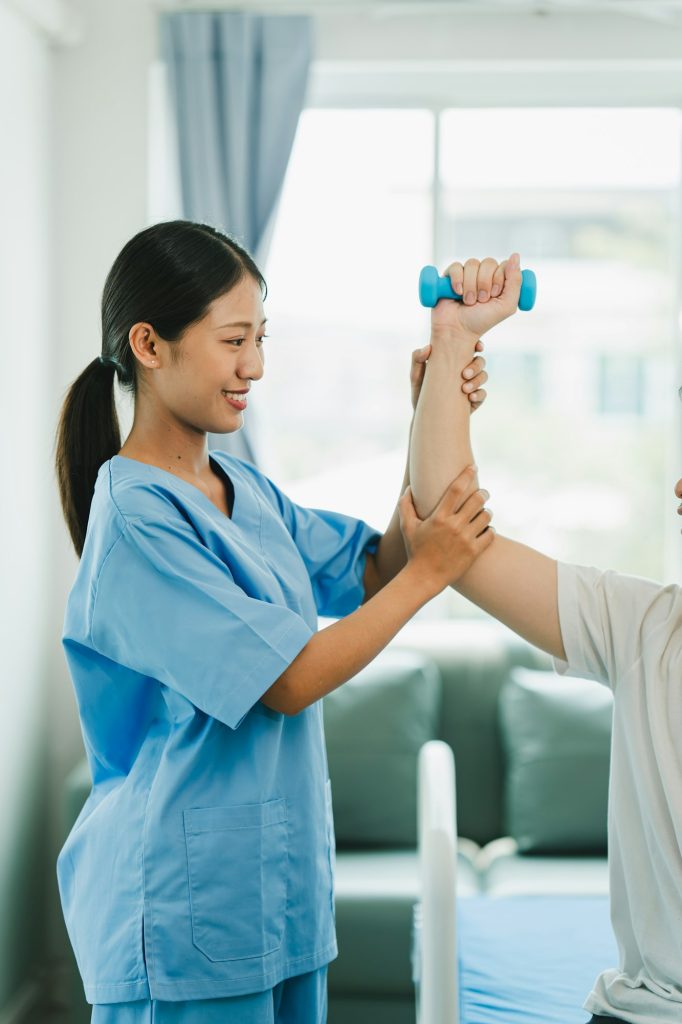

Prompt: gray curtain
[{"left": 160, "top": 11, "right": 314, "bottom": 464}]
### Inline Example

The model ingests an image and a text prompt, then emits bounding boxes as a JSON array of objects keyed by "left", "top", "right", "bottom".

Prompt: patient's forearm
[
  {"left": 409, "top": 329, "right": 478, "bottom": 517},
  {"left": 409, "top": 331, "right": 566, "bottom": 661}
]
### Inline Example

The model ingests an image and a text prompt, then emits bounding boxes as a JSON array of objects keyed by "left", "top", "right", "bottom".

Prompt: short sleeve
[
  {"left": 239, "top": 465, "right": 382, "bottom": 618},
  {"left": 283, "top": 502, "right": 382, "bottom": 617},
  {"left": 554, "top": 561, "right": 678, "bottom": 690},
  {"left": 89, "top": 517, "right": 314, "bottom": 729}
]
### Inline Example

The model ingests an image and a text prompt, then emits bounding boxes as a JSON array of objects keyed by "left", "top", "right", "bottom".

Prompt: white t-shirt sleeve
[{"left": 554, "top": 561, "right": 679, "bottom": 690}]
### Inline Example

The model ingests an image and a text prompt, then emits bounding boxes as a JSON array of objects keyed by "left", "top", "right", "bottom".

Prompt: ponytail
[{"left": 55, "top": 357, "right": 122, "bottom": 558}]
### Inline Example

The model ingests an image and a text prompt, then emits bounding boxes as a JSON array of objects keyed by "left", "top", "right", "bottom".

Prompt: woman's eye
[{"left": 222, "top": 335, "right": 269, "bottom": 347}]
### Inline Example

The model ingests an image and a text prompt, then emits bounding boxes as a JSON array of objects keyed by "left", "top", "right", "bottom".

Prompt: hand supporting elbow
[{"left": 398, "top": 467, "right": 494, "bottom": 592}]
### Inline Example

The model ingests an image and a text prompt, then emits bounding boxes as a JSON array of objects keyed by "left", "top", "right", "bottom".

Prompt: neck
[{"left": 120, "top": 403, "right": 210, "bottom": 479}]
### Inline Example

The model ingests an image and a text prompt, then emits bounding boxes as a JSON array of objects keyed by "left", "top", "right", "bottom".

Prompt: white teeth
[{"left": 223, "top": 391, "right": 247, "bottom": 400}]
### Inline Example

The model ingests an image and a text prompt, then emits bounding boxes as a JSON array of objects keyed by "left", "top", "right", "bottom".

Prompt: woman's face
[{"left": 150, "top": 275, "right": 267, "bottom": 436}]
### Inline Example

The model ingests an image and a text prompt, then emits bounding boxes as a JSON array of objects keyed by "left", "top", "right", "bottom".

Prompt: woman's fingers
[
  {"left": 397, "top": 485, "right": 419, "bottom": 537},
  {"left": 436, "top": 466, "right": 479, "bottom": 516},
  {"left": 469, "top": 387, "right": 487, "bottom": 408},
  {"left": 411, "top": 345, "right": 430, "bottom": 379},
  {"left": 462, "top": 355, "right": 488, "bottom": 408},
  {"left": 457, "top": 488, "right": 494, "bottom": 538},
  {"left": 463, "top": 369, "right": 488, "bottom": 394},
  {"left": 472, "top": 506, "right": 493, "bottom": 536},
  {"left": 463, "top": 355, "right": 486, "bottom": 381},
  {"left": 455, "top": 485, "right": 488, "bottom": 518}
]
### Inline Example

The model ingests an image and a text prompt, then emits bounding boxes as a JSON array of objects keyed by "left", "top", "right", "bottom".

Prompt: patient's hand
[
  {"left": 410, "top": 343, "right": 488, "bottom": 412},
  {"left": 431, "top": 253, "right": 522, "bottom": 339}
]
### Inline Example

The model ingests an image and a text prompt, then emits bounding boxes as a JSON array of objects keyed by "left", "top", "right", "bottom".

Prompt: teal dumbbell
[{"left": 419, "top": 265, "right": 537, "bottom": 312}]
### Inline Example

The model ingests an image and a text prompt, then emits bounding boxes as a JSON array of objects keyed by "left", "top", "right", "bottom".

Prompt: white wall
[
  {"left": 47, "top": 0, "right": 157, "bottom": 1003},
  {"left": 0, "top": 1, "right": 53, "bottom": 1016}
]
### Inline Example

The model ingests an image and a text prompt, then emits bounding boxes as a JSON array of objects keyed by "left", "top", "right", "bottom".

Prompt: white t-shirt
[{"left": 555, "top": 562, "right": 682, "bottom": 1024}]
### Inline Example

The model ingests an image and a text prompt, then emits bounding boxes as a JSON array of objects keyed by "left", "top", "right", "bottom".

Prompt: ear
[{"left": 128, "top": 322, "right": 160, "bottom": 371}]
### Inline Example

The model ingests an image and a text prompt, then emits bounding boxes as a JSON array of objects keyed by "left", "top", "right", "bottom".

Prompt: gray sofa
[{"left": 62, "top": 618, "right": 612, "bottom": 1024}]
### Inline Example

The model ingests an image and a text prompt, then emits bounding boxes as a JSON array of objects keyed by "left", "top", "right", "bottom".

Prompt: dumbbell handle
[{"left": 419, "top": 265, "right": 537, "bottom": 312}]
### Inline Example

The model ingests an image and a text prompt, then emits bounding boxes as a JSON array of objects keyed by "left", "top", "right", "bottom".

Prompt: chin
[{"left": 209, "top": 418, "right": 244, "bottom": 435}]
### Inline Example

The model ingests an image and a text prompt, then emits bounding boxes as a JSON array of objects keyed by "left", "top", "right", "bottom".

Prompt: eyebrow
[{"left": 214, "top": 319, "right": 268, "bottom": 330}]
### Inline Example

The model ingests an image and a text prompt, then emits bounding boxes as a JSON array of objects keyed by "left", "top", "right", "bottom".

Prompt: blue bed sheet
[{"left": 458, "top": 896, "right": 618, "bottom": 1024}]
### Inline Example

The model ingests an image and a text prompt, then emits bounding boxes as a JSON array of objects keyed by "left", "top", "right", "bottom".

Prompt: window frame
[{"left": 304, "top": 60, "right": 682, "bottom": 581}]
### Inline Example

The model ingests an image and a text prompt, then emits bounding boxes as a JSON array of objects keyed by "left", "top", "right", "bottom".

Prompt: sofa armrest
[{"left": 415, "top": 741, "right": 458, "bottom": 1024}]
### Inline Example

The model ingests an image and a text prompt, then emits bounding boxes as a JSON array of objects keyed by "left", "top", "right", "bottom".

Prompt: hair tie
[{"left": 98, "top": 355, "right": 119, "bottom": 372}]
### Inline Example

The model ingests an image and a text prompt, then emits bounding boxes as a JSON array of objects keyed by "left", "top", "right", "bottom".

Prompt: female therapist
[{"left": 54, "top": 220, "right": 498, "bottom": 1024}]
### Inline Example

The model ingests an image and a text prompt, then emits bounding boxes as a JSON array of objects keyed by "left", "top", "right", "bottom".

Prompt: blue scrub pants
[{"left": 91, "top": 968, "right": 327, "bottom": 1024}]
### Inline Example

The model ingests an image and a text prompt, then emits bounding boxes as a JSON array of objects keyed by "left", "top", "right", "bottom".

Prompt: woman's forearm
[{"left": 262, "top": 562, "right": 437, "bottom": 715}]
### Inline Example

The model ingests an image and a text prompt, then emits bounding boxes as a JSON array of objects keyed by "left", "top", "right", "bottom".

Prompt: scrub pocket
[{"left": 183, "top": 798, "right": 288, "bottom": 962}]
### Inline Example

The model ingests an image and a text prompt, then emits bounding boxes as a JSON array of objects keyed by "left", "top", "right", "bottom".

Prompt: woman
[{"left": 54, "top": 220, "right": 501, "bottom": 1024}]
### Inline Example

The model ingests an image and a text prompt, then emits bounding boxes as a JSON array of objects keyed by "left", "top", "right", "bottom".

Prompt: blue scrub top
[{"left": 58, "top": 451, "right": 381, "bottom": 1004}]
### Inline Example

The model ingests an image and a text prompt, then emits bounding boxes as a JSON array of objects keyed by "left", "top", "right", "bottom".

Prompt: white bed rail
[{"left": 415, "top": 740, "right": 459, "bottom": 1024}]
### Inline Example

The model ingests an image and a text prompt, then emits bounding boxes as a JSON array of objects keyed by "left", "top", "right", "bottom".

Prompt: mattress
[{"left": 458, "top": 895, "right": 618, "bottom": 1024}]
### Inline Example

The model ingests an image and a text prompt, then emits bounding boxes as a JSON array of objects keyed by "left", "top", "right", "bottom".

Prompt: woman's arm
[
  {"left": 262, "top": 468, "right": 494, "bottom": 715},
  {"left": 406, "top": 255, "right": 566, "bottom": 661}
]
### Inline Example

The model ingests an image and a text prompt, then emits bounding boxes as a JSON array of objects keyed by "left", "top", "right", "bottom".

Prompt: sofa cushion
[
  {"left": 498, "top": 668, "right": 613, "bottom": 854},
  {"left": 393, "top": 620, "right": 550, "bottom": 845},
  {"left": 323, "top": 649, "right": 441, "bottom": 848}
]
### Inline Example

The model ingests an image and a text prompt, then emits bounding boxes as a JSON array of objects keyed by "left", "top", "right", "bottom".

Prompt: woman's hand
[
  {"left": 398, "top": 467, "right": 494, "bottom": 591},
  {"left": 431, "top": 253, "right": 522, "bottom": 339},
  {"left": 411, "top": 343, "right": 488, "bottom": 412}
]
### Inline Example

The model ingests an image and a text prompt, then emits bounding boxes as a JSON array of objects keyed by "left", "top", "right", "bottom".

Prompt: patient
[{"left": 399, "top": 255, "right": 682, "bottom": 1024}]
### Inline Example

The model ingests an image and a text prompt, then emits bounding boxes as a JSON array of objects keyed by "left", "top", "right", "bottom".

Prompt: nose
[
  {"left": 675, "top": 479, "right": 682, "bottom": 502},
  {"left": 237, "top": 338, "right": 265, "bottom": 382}
]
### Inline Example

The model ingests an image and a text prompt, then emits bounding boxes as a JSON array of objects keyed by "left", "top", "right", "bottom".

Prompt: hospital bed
[{"left": 414, "top": 741, "right": 618, "bottom": 1024}]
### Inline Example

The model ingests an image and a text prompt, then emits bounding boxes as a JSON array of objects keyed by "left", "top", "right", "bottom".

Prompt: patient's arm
[{"left": 408, "top": 256, "right": 566, "bottom": 661}]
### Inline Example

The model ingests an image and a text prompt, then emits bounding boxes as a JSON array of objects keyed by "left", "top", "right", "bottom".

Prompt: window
[
  {"left": 260, "top": 105, "right": 680, "bottom": 618},
  {"left": 597, "top": 354, "right": 646, "bottom": 416}
]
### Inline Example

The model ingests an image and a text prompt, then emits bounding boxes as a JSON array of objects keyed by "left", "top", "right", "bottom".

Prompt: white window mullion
[
  {"left": 432, "top": 107, "right": 442, "bottom": 264},
  {"left": 667, "top": 119, "right": 682, "bottom": 581}
]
